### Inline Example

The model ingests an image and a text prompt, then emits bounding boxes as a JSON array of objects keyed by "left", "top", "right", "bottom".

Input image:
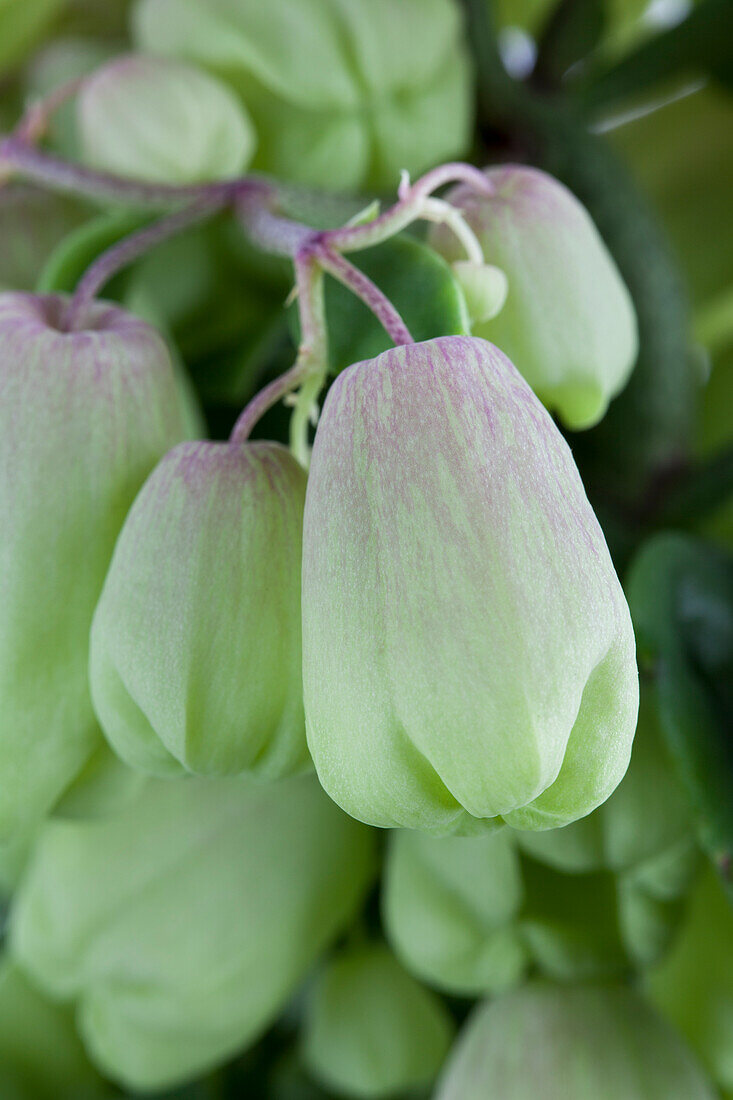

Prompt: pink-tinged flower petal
[
  {"left": 430, "top": 165, "right": 638, "bottom": 429},
  {"left": 0, "top": 292, "right": 188, "bottom": 839},
  {"left": 302, "top": 335, "right": 638, "bottom": 833},
  {"left": 90, "top": 439, "right": 308, "bottom": 778}
]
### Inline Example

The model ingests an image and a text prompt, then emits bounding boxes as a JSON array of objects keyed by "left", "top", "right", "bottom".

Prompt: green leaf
[
  {"left": 626, "top": 532, "right": 733, "bottom": 898},
  {"left": 578, "top": 0, "right": 733, "bottom": 114},
  {"left": 610, "top": 84, "right": 733, "bottom": 318},
  {"left": 293, "top": 234, "right": 469, "bottom": 377},
  {"left": 534, "top": 0, "right": 606, "bottom": 87}
]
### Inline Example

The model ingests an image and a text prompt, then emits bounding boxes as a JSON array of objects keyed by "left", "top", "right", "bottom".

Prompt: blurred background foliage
[{"left": 0, "top": 0, "right": 731, "bottom": 1097}]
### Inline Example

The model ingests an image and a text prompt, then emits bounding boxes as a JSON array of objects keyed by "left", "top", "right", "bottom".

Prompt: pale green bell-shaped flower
[
  {"left": 646, "top": 866, "right": 733, "bottom": 1099},
  {"left": 0, "top": 957, "right": 105, "bottom": 1100},
  {"left": 10, "top": 772, "right": 375, "bottom": 1092},
  {"left": 436, "top": 984, "right": 716, "bottom": 1100},
  {"left": 429, "top": 165, "right": 638, "bottom": 429},
  {"left": 132, "top": 0, "right": 472, "bottom": 190},
  {"left": 302, "top": 942, "right": 453, "bottom": 1099},
  {"left": 302, "top": 336, "right": 638, "bottom": 834},
  {"left": 90, "top": 440, "right": 308, "bottom": 778},
  {"left": 0, "top": 292, "right": 189, "bottom": 840},
  {"left": 78, "top": 53, "right": 256, "bottom": 183}
]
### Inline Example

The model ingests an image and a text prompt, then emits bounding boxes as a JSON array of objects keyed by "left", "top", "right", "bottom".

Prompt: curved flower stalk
[
  {"left": 0, "top": 104, "right": 492, "bottom": 455},
  {"left": 0, "top": 292, "right": 190, "bottom": 840},
  {"left": 303, "top": 336, "right": 638, "bottom": 833}
]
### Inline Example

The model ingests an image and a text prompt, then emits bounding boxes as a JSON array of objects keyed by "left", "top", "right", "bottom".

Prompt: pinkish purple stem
[
  {"left": 0, "top": 135, "right": 271, "bottom": 209},
  {"left": 315, "top": 246, "right": 413, "bottom": 346},
  {"left": 229, "top": 251, "right": 325, "bottom": 446},
  {"left": 14, "top": 77, "right": 87, "bottom": 145},
  {"left": 63, "top": 198, "right": 223, "bottom": 331},
  {"left": 323, "top": 163, "right": 493, "bottom": 254}
]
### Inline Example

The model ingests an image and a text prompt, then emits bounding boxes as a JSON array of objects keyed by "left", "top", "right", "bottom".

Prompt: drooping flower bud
[
  {"left": 436, "top": 984, "right": 716, "bottom": 1100},
  {"left": 302, "top": 336, "right": 638, "bottom": 834},
  {"left": 10, "top": 773, "right": 376, "bottom": 1092},
  {"left": 0, "top": 292, "right": 189, "bottom": 840},
  {"left": 90, "top": 440, "right": 308, "bottom": 778},
  {"left": 646, "top": 866, "right": 733, "bottom": 1099},
  {"left": 302, "top": 942, "right": 453, "bottom": 1099},
  {"left": 383, "top": 829, "right": 527, "bottom": 996},
  {"left": 429, "top": 166, "right": 638, "bottom": 429},
  {"left": 78, "top": 53, "right": 256, "bottom": 183}
]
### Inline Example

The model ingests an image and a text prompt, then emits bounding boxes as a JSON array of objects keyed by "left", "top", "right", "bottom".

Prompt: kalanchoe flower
[
  {"left": 384, "top": 829, "right": 527, "bottom": 996},
  {"left": 302, "top": 336, "right": 638, "bottom": 834},
  {"left": 429, "top": 166, "right": 638, "bottom": 429},
  {"left": 436, "top": 984, "right": 716, "bottom": 1100},
  {"left": 10, "top": 772, "right": 375, "bottom": 1092},
  {"left": 302, "top": 942, "right": 454, "bottom": 1099},
  {"left": 90, "top": 440, "right": 308, "bottom": 778},
  {"left": 78, "top": 53, "right": 256, "bottom": 183},
  {"left": 0, "top": 292, "right": 189, "bottom": 840},
  {"left": 132, "top": 0, "right": 472, "bottom": 190}
]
